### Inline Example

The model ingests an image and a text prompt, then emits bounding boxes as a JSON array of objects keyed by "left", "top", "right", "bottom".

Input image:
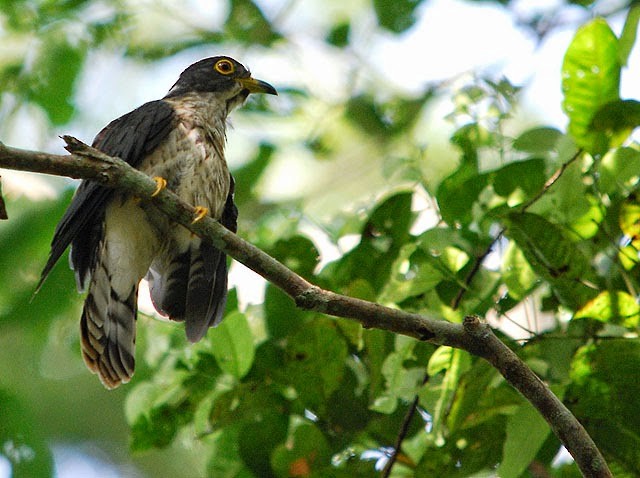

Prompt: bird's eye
[{"left": 214, "top": 59, "right": 235, "bottom": 75}]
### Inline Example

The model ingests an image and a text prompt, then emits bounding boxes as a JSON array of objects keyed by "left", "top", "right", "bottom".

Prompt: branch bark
[{"left": 0, "top": 139, "right": 612, "bottom": 478}]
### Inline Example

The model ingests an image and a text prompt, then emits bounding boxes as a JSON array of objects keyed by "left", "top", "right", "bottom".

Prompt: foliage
[{"left": 1, "top": 1, "right": 640, "bottom": 477}]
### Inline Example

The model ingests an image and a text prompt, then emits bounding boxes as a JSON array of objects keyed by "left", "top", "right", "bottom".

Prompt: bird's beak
[{"left": 236, "top": 77, "right": 278, "bottom": 95}]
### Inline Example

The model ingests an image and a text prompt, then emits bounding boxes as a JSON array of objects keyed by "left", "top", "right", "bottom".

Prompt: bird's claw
[
  {"left": 192, "top": 206, "right": 209, "bottom": 223},
  {"left": 151, "top": 177, "right": 167, "bottom": 197}
]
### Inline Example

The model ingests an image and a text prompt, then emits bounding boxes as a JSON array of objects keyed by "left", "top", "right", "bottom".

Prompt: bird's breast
[{"left": 140, "top": 119, "right": 230, "bottom": 220}]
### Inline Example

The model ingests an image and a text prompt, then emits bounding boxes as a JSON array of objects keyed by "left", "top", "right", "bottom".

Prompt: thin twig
[
  {"left": 0, "top": 140, "right": 611, "bottom": 478},
  {"left": 381, "top": 374, "right": 429, "bottom": 477}
]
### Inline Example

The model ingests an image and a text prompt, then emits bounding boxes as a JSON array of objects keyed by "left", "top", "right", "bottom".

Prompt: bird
[{"left": 38, "top": 56, "right": 277, "bottom": 389}]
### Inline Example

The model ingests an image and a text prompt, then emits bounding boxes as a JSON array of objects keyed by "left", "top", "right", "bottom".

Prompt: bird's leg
[
  {"left": 192, "top": 206, "right": 209, "bottom": 223},
  {"left": 151, "top": 177, "right": 167, "bottom": 197}
]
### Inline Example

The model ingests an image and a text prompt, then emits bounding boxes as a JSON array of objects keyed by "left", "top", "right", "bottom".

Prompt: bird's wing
[
  {"left": 37, "top": 100, "right": 175, "bottom": 292},
  {"left": 184, "top": 174, "right": 238, "bottom": 341},
  {"left": 148, "top": 175, "right": 238, "bottom": 342}
]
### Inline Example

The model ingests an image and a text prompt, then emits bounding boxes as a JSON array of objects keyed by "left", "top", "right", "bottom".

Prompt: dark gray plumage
[{"left": 39, "top": 56, "right": 276, "bottom": 388}]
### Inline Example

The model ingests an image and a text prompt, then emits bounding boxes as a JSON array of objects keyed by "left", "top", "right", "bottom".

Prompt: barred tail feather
[{"left": 80, "top": 259, "right": 137, "bottom": 389}]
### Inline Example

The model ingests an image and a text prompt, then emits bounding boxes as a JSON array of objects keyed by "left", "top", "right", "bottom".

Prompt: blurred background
[{"left": 0, "top": 0, "right": 638, "bottom": 477}]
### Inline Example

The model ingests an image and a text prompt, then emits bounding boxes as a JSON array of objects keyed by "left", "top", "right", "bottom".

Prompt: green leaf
[
  {"left": 344, "top": 92, "right": 432, "bottom": 140},
  {"left": 233, "top": 143, "right": 275, "bottom": 207},
  {"left": 527, "top": 155, "right": 591, "bottom": 224},
  {"left": 493, "top": 158, "right": 546, "bottom": 199},
  {"left": 271, "top": 423, "right": 331, "bottom": 477},
  {"left": 505, "top": 212, "right": 598, "bottom": 310},
  {"left": 501, "top": 242, "right": 538, "bottom": 300},
  {"left": 588, "top": 99, "right": 640, "bottom": 149},
  {"left": 619, "top": 4, "right": 640, "bottom": 66},
  {"left": 0, "top": 389, "right": 53, "bottom": 478},
  {"left": 322, "top": 192, "right": 414, "bottom": 293},
  {"left": 264, "top": 285, "right": 307, "bottom": 340},
  {"left": 561, "top": 18, "right": 621, "bottom": 155},
  {"left": 344, "top": 94, "right": 391, "bottom": 139},
  {"left": 446, "top": 360, "right": 520, "bottom": 433},
  {"left": 437, "top": 170, "right": 489, "bottom": 226},
  {"left": 373, "top": 0, "right": 424, "bottom": 33},
  {"left": 27, "top": 33, "right": 85, "bottom": 124},
  {"left": 225, "top": 0, "right": 281, "bottom": 46},
  {"left": 130, "top": 402, "right": 185, "bottom": 451},
  {"left": 326, "top": 21, "right": 350, "bottom": 47},
  {"left": 568, "top": 194, "right": 603, "bottom": 239},
  {"left": 497, "top": 402, "right": 550, "bottom": 478},
  {"left": 207, "top": 425, "right": 256, "bottom": 478},
  {"left": 283, "top": 320, "right": 348, "bottom": 412},
  {"left": 512, "top": 127, "right": 563, "bottom": 154},
  {"left": 1, "top": 193, "right": 79, "bottom": 332},
  {"left": 599, "top": 146, "right": 640, "bottom": 194},
  {"left": 209, "top": 311, "right": 255, "bottom": 379},
  {"left": 568, "top": 341, "right": 640, "bottom": 475},
  {"left": 619, "top": 201, "right": 640, "bottom": 245},
  {"left": 575, "top": 291, "right": 640, "bottom": 327},
  {"left": 327, "top": 366, "right": 371, "bottom": 433},
  {"left": 379, "top": 242, "right": 444, "bottom": 303},
  {"left": 423, "top": 347, "right": 471, "bottom": 443},
  {"left": 267, "top": 235, "right": 319, "bottom": 278},
  {"left": 239, "top": 410, "right": 288, "bottom": 477},
  {"left": 371, "top": 337, "right": 424, "bottom": 414}
]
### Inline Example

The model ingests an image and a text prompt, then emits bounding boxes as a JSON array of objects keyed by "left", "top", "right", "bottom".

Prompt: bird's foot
[
  {"left": 192, "top": 206, "right": 209, "bottom": 223},
  {"left": 151, "top": 177, "right": 167, "bottom": 197}
]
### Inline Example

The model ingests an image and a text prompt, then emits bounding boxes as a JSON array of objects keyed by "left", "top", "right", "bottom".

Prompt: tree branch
[{"left": 0, "top": 139, "right": 611, "bottom": 478}]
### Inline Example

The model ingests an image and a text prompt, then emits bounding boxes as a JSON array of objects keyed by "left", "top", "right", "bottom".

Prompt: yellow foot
[
  {"left": 151, "top": 177, "right": 167, "bottom": 197},
  {"left": 192, "top": 206, "right": 209, "bottom": 223}
]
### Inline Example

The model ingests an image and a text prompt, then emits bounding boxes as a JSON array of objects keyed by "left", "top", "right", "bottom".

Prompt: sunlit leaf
[
  {"left": 501, "top": 242, "right": 538, "bottom": 300},
  {"left": 575, "top": 291, "right": 640, "bottom": 327},
  {"left": 423, "top": 347, "right": 471, "bottom": 443},
  {"left": 567, "top": 194, "right": 603, "bottom": 239},
  {"left": 505, "top": 212, "right": 598, "bottom": 309},
  {"left": 619, "top": 200, "right": 640, "bottom": 245},
  {"left": 599, "top": 147, "right": 640, "bottom": 194},
  {"left": 561, "top": 18, "right": 620, "bottom": 155}
]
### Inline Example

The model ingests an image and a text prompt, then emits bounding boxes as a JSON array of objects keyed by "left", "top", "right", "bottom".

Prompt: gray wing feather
[
  {"left": 37, "top": 100, "right": 175, "bottom": 292},
  {"left": 149, "top": 175, "right": 238, "bottom": 342}
]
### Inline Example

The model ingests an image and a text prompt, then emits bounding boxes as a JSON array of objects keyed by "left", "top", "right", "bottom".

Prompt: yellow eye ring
[{"left": 214, "top": 59, "right": 235, "bottom": 75}]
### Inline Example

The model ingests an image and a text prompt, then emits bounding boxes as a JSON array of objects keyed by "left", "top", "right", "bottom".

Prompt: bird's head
[{"left": 165, "top": 56, "right": 277, "bottom": 109}]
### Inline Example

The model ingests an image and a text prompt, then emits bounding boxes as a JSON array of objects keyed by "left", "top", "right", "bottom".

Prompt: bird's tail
[{"left": 80, "top": 255, "right": 138, "bottom": 389}]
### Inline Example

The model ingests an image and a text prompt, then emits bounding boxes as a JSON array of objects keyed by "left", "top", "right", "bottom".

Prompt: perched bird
[{"left": 38, "top": 56, "right": 277, "bottom": 389}]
